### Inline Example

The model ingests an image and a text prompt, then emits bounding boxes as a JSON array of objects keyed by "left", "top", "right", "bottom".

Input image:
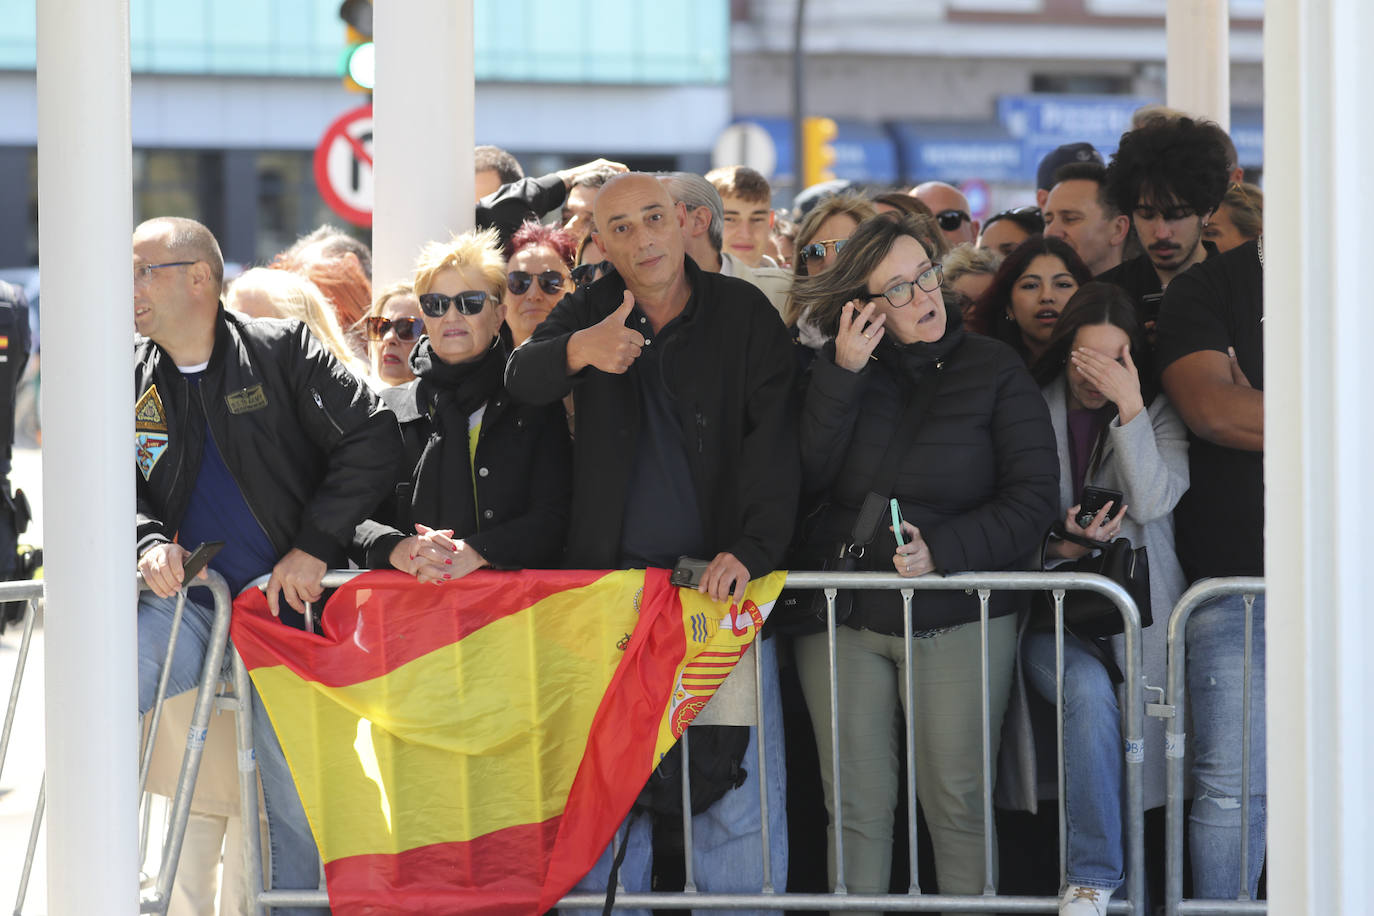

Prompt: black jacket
[
  {"left": 353, "top": 346, "right": 572, "bottom": 570},
  {"left": 505, "top": 256, "right": 799, "bottom": 578},
  {"left": 801, "top": 304, "right": 1059, "bottom": 631},
  {"left": 135, "top": 308, "right": 402, "bottom": 568}
]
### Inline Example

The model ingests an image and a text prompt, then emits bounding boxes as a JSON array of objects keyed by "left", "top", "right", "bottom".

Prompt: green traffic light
[{"left": 345, "top": 41, "right": 374, "bottom": 90}]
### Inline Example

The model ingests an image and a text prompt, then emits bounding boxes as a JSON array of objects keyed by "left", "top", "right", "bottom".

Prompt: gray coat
[{"left": 996, "top": 376, "right": 1189, "bottom": 812}]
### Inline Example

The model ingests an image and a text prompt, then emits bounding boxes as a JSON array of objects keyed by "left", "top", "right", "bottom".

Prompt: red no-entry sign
[{"left": 314, "top": 104, "right": 374, "bottom": 227}]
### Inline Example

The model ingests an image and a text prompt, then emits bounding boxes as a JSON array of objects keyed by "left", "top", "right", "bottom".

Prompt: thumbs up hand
[{"left": 566, "top": 290, "right": 646, "bottom": 375}]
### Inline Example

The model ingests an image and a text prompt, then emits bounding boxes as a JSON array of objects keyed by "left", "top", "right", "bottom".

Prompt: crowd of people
[{"left": 130, "top": 108, "right": 1265, "bottom": 916}]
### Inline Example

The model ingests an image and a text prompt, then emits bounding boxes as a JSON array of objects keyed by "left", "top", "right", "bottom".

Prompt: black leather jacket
[{"left": 134, "top": 307, "right": 401, "bottom": 567}]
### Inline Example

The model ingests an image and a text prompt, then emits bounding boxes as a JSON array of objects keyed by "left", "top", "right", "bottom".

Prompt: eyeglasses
[
  {"left": 571, "top": 261, "right": 614, "bottom": 285},
  {"left": 934, "top": 210, "right": 971, "bottom": 232},
  {"left": 417, "top": 290, "right": 491, "bottom": 318},
  {"left": 798, "top": 239, "right": 848, "bottom": 264},
  {"left": 134, "top": 260, "right": 196, "bottom": 283},
  {"left": 507, "top": 270, "right": 569, "bottom": 297},
  {"left": 361, "top": 315, "right": 425, "bottom": 342},
  {"left": 868, "top": 264, "right": 944, "bottom": 308},
  {"left": 1133, "top": 204, "right": 1196, "bottom": 222}
]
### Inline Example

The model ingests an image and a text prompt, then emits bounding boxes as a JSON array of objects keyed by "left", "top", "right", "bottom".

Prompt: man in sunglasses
[
  {"left": 911, "top": 181, "right": 980, "bottom": 248},
  {"left": 506, "top": 172, "right": 798, "bottom": 911},
  {"left": 132, "top": 217, "right": 401, "bottom": 913},
  {"left": 1099, "top": 116, "right": 1232, "bottom": 330}
]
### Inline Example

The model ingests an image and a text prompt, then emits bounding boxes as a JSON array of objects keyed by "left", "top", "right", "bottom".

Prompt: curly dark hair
[
  {"left": 967, "top": 235, "right": 1092, "bottom": 356},
  {"left": 1104, "top": 116, "right": 1231, "bottom": 218}
]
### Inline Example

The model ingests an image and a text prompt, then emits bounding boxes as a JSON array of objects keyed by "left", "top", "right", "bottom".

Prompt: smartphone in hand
[
  {"left": 181, "top": 541, "right": 225, "bottom": 588},
  {"left": 890, "top": 498, "right": 905, "bottom": 547},
  {"left": 1076, "top": 487, "right": 1124, "bottom": 529}
]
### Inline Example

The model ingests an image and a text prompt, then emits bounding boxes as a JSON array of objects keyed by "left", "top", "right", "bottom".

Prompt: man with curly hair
[{"left": 1099, "top": 116, "right": 1232, "bottom": 326}]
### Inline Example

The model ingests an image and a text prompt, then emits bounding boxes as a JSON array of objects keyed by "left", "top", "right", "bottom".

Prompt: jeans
[
  {"left": 794, "top": 616, "right": 1017, "bottom": 914},
  {"left": 569, "top": 636, "right": 788, "bottom": 916},
  {"left": 1186, "top": 592, "right": 1266, "bottom": 900},
  {"left": 138, "top": 591, "right": 327, "bottom": 915},
  {"left": 1022, "top": 630, "right": 1125, "bottom": 891}
]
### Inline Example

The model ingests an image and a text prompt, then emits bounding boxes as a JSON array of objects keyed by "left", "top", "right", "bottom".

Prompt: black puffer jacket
[
  {"left": 801, "top": 303, "right": 1058, "bottom": 632},
  {"left": 135, "top": 307, "right": 401, "bottom": 567},
  {"left": 353, "top": 338, "right": 571, "bottom": 571}
]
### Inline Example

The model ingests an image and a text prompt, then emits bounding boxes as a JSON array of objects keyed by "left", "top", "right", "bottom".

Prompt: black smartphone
[
  {"left": 1140, "top": 292, "right": 1164, "bottom": 325},
  {"left": 181, "top": 541, "right": 225, "bottom": 588},
  {"left": 1076, "top": 487, "right": 1124, "bottom": 529},
  {"left": 669, "top": 556, "right": 711, "bottom": 589}
]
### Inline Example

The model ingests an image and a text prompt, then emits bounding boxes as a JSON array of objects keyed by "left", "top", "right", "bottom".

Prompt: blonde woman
[{"left": 226, "top": 268, "right": 369, "bottom": 378}]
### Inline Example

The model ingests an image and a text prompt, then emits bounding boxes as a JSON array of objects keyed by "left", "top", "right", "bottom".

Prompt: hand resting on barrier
[
  {"left": 891, "top": 521, "right": 935, "bottom": 577},
  {"left": 265, "top": 548, "right": 327, "bottom": 617},
  {"left": 138, "top": 542, "right": 207, "bottom": 598},
  {"left": 389, "top": 523, "right": 489, "bottom": 584}
]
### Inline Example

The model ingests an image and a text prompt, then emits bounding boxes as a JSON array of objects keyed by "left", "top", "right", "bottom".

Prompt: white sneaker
[{"left": 1059, "top": 884, "right": 1110, "bottom": 916}]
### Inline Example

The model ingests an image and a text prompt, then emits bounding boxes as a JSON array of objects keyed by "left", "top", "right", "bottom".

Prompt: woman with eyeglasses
[
  {"left": 353, "top": 227, "right": 570, "bottom": 582},
  {"left": 969, "top": 235, "right": 1093, "bottom": 365},
  {"left": 788, "top": 214, "right": 1059, "bottom": 907},
  {"left": 358, "top": 280, "right": 425, "bottom": 388},
  {"left": 505, "top": 222, "right": 576, "bottom": 345}
]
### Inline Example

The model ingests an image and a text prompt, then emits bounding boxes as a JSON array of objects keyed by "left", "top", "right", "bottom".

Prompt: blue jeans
[
  {"left": 138, "top": 591, "right": 327, "bottom": 915},
  {"left": 570, "top": 636, "right": 788, "bottom": 916},
  {"left": 1186, "top": 593, "right": 1266, "bottom": 899},
  {"left": 1023, "top": 630, "right": 1124, "bottom": 892}
]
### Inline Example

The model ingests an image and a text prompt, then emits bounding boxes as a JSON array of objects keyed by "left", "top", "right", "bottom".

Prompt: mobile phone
[
  {"left": 181, "top": 541, "right": 225, "bottom": 588},
  {"left": 1140, "top": 292, "right": 1164, "bottom": 325},
  {"left": 890, "top": 498, "right": 905, "bottom": 547},
  {"left": 669, "top": 556, "right": 711, "bottom": 589},
  {"left": 1076, "top": 487, "right": 1124, "bottom": 529}
]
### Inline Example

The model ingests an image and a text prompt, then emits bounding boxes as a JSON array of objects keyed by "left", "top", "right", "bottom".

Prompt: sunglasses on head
[
  {"left": 507, "top": 270, "right": 568, "bottom": 297},
  {"left": 571, "top": 261, "right": 614, "bottom": 285},
  {"left": 935, "top": 209, "right": 971, "bottom": 232},
  {"left": 798, "top": 238, "right": 848, "bottom": 264},
  {"left": 361, "top": 315, "right": 425, "bottom": 342},
  {"left": 417, "top": 290, "right": 490, "bottom": 318}
]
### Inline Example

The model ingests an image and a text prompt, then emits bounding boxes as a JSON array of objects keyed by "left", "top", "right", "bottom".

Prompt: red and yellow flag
[{"left": 231, "top": 567, "right": 786, "bottom": 915}]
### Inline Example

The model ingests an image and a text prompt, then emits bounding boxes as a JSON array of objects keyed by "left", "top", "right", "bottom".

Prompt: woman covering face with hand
[
  {"left": 352, "top": 227, "right": 571, "bottom": 583},
  {"left": 787, "top": 214, "right": 1059, "bottom": 905},
  {"left": 998, "top": 282, "right": 1190, "bottom": 916}
]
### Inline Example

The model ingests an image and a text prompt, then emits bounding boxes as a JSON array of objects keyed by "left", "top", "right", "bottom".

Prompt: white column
[
  {"left": 1165, "top": 0, "right": 1230, "bottom": 129},
  {"left": 36, "top": 0, "right": 139, "bottom": 912},
  {"left": 371, "top": 0, "right": 475, "bottom": 287},
  {"left": 1266, "top": 0, "right": 1374, "bottom": 912}
]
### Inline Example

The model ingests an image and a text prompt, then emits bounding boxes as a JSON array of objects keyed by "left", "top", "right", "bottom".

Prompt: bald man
[
  {"left": 912, "top": 180, "right": 980, "bottom": 248},
  {"left": 506, "top": 172, "right": 797, "bottom": 911}
]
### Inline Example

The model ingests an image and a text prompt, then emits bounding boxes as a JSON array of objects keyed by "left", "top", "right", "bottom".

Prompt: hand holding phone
[
  {"left": 1076, "top": 487, "right": 1124, "bottom": 530},
  {"left": 181, "top": 541, "right": 225, "bottom": 588}
]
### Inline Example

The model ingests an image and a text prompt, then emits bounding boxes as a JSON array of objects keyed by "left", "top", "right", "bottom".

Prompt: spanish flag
[{"left": 231, "top": 567, "right": 786, "bottom": 915}]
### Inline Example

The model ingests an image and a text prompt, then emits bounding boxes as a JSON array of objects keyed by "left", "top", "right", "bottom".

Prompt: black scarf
[{"left": 406, "top": 333, "right": 507, "bottom": 537}]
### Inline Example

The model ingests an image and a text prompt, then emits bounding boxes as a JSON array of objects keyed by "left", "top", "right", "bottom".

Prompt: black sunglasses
[
  {"left": 798, "top": 238, "right": 848, "bottom": 264},
  {"left": 935, "top": 209, "right": 971, "bottom": 232},
  {"left": 507, "top": 270, "right": 569, "bottom": 296},
  {"left": 361, "top": 315, "right": 425, "bottom": 342},
  {"left": 571, "top": 261, "right": 614, "bottom": 285},
  {"left": 417, "top": 290, "right": 490, "bottom": 318},
  {"left": 985, "top": 205, "right": 1044, "bottom": 233}
]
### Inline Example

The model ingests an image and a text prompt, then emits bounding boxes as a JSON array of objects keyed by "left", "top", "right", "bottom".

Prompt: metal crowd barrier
[
  {"left": 232, "top": 569, "right": 1147, "bottom": 915},
  {"left": 0, "top": 572, "right": 235, "bottom": 916},
  {"left": 1163, "top": 577, "right": 1267, "bottom": 916}
]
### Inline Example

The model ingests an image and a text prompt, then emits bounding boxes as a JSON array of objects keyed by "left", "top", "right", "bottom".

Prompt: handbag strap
[
  {"left": 849, "top": 359, "right": 944, "bottom": 549},
  {"left": 1039, "top": 519, "right": 1114, "bottom": 568}
]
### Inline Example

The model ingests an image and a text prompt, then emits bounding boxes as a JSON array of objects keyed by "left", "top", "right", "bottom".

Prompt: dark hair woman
[
  {"left": 1000, "top": 281, "right": 1189, "bottom": 915},
  {"left": 353, "top": 227, "right": 570, "bottom": 580},
  {"left": 788, "top": 213, "right": 1059, "bottom": 901},
  {"left": 968, "top": 235, "right": 1093, "bottom": 365}
]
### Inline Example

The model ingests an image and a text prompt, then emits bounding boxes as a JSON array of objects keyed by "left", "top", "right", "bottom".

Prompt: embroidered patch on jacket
[
  {"left": 225, "top": 384, "right": 268, "bottom": 415},
  {"left": 135, "top": 385, "right": 167, "bottom": 432},
  {"left": 136, "top": 432, "right": 169, "bottom": 480}
]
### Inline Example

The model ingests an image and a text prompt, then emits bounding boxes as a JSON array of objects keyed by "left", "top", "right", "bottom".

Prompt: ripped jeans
[{"left": 1186, "top": 592, "right": 1266, "bottom": 899}]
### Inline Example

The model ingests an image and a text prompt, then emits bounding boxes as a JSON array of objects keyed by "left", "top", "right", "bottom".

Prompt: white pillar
[
  {"left": 1265, "top": 0, "right": 1374, "bottom": 912},
  {"left": 36, "top": 0, "right": 139, "bottom": 911},
  {"left": 371, "top": 0, "right": 475, "bottom": 287},
  {"left": 1165, "top": 0, "right": 1230, "bottom": 129}
]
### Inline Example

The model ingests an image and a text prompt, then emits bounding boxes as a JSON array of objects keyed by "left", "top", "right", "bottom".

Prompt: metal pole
[
  {"left": 36, "top": 0, "right": 139, "bottom": 911},
  {"left": 372, "top": 0, "right": 475, "bottom": 287},
  {"left": 1165, "top": 0, "right": 1230, "bottom": 129},
  {"left": 790, "top": 0, "right": 807, "bottom": 197}
]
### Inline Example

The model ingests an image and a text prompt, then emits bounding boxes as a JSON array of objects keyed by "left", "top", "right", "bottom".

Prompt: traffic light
[
  {"left": 801, "top": 117, "right": 838, "bottom": 188},
  {"left": 339, "top": 0, "right": 374, "bottom": 93}
]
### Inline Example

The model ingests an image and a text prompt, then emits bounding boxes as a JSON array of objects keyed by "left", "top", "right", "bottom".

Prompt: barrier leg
[
  {"left": 977, "top": 589, "right": 994, "bottom": 896},
  {"left": 14, "top": 775, "right": 43, "bottom": 916},
  {"left": 0, "top": 597, "right": 38, "bottom": 780},
  {"left": 230, "top": 649, "right": 266, "bottom": 916},
  {"left": 681, "top": 729, "right": 696, "bottom": 892},
  {"left": 825, "top": 588, "right": 846, "bottom": 895},
  {"left": 900, "top": 588, "right": 919, "bottom": 895},
  {"left": 753, "top": 635, "right": 773, "bottom": 894},
  {"left": 1237, "top": 593, "right": 1255, "bottom": 902}
]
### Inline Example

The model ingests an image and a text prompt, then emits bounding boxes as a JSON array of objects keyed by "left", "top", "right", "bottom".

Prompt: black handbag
[
  {"left": 1030, "top": 521, "right": 1152, "bottom": 638},
  {"left": 774, "top": 362, "right": 943, "bottom": 635}
]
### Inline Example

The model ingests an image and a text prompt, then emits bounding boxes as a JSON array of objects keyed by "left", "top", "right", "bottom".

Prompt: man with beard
[{"left": 1099, "top": 117, "right": 1232, "bottom": 336}]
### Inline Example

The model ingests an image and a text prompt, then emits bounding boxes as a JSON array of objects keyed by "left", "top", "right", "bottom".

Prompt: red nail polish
[
  {"left": 443, "top": 573, "right": 452, "bottom": 580},
  {"left": 445, "top": 558, "right": 453, "bottom": 565}
]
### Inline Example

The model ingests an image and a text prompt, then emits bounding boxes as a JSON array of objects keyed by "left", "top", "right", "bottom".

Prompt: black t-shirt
[{"left": 1155, "top": 239, "right": 1264, "bottom": 580}]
